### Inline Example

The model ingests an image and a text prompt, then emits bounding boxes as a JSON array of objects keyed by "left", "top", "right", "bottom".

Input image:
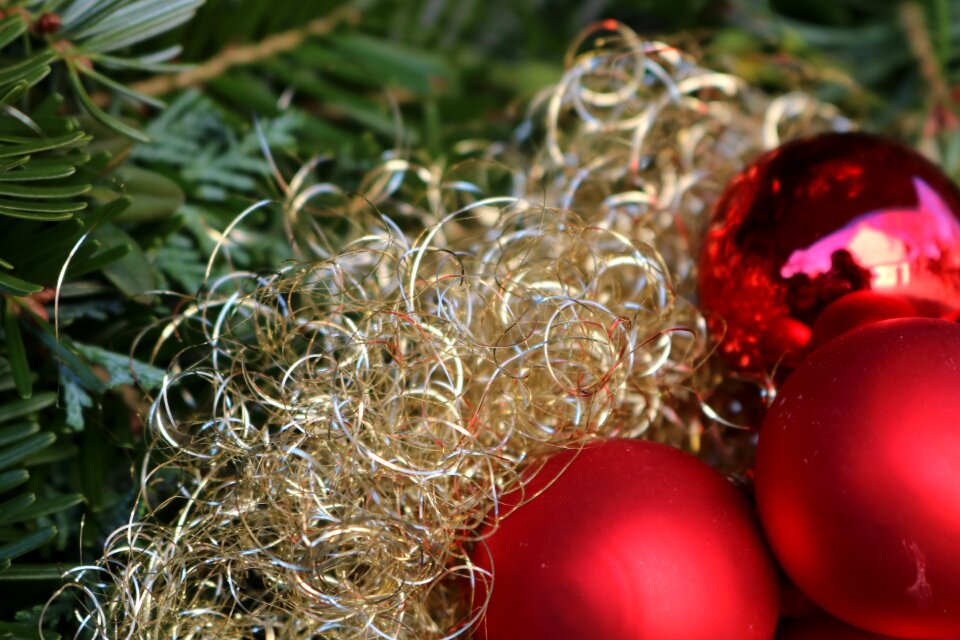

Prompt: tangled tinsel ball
[{"left": 60, "top": 22, "right": 850, "bottom": 639}]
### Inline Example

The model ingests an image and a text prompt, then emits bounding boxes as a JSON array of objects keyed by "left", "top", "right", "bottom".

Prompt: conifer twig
[
  {"left": 899, "top": 2, "right": 953, "bottom": 120},
  {"left": 97, "top": 5, "right": 361, "bottom": 103}
]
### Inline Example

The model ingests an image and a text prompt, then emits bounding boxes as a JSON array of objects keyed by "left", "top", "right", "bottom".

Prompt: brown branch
[
  {"left": 94, "top": 5, "right": 361, "bottom": 104},
  {"left": 899, "top": 2, "right": 954, "bottom": 121}
]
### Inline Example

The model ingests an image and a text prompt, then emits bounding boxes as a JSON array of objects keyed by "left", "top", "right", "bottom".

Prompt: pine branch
[
  {"left": 119, "top": 5, "right": 361, "bottom": 99},
  {"left": 899, "top": 1, "right": 952, "bottom": 115}
]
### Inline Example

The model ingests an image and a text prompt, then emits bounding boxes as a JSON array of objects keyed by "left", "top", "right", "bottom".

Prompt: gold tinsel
[{"left": 54, "top": 22, "right": 851, "bottom": 639}]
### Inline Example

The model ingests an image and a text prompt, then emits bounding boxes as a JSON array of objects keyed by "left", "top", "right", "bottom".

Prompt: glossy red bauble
[
  {"left": 756, "top": 319, "right": 960, "bottom": 637},
  {"left": 699, "top": 132, "right": 960, "bottom": 373},
  {"left": 473, "top": 439, "right": 778, "bottom": 640}
]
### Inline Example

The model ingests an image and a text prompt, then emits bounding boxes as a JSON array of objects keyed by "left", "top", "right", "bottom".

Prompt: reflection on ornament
[
  {"left": 781, "top": 178, "right": 960, "bottom": 303},
  {"left": 699, "top": 132, "right": 960, "bottom": 373}
]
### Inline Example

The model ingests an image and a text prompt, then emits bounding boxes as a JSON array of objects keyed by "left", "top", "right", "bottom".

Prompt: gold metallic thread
[{"left": 53, "top": 22, "right": 851, "bottom": 639}]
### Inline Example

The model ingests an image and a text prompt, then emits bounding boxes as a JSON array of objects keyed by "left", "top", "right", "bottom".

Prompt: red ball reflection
[{"left": 699, "top": 132, "right": 960, "bottom": 373}]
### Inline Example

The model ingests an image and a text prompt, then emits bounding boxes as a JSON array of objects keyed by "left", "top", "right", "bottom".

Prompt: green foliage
[
  {"left": 0, "top": 0, "right": 203, "bottom": 299},
  {"left": 0, "top": 385, "right": 78, "bottom": 608},
  {"left": 133, "top": 90, "right": 300, "bottom": 202},
  {"left": 60, "top": 341, "right": 164, "bottom": 433},
  {"left": 723, "top": 0, "right": 960, "bottom": 123},
  {"left": 0, "top": 1, "right": 199, "bottom": 143},
  {"left": 34, "top": 0, "right": 203, "bottom": 140},
  {"left": 0, "top": 0, "right": 207, "bottom": 631},
  {"left": 0, "top": 98, "right": 92, "bottom": 295}
]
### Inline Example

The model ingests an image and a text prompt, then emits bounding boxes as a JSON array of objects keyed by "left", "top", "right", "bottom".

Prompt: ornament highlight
[
  {"left": 699, "top": 132, "right": 960, "bottom": 373},
  {"left": 473, "top": 438, "right": 778, "bottom": 640},
  {"left": 756, "top": 318, "right": 960, "bottom": 637}
]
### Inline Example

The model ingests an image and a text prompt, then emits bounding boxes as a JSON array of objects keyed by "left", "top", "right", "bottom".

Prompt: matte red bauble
[
  {"left": 699, "top": 132, "right": 960, "bottom": 373},
  {"left": 777, "top": 613, "right": 959, "bottom": 640},
  {"left": 808, "top": 290, "right": 916, "bottom": 351},
  {"left": 756, "top": 319, "right": 960, "bottom": 637},
  {"left": 473, "top": 439, "right": 778, "bottom": 640}
]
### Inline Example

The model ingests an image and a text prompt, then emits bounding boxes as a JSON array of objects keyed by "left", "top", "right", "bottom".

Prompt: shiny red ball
[
  {"left": 699, "top": 132, "right": 960, "bottom": 373},
  {"left": 756, "top": 319, "right": 960, "bottom": 637},
  {"left": 473, "top": 439, "right": 778, "bottom": 640}
]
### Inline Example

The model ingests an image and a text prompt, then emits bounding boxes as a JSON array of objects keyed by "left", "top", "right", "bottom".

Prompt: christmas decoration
[
  {"left": 699, "top": 133, "right": 960, "bottom": 374},
  {"left": 756, "top": 318, "right": 960, "bottom": 638},
  {"left": 6, "top": 1, "right": 960, "bottom": 638},
  {"left": 58, "top": 22, "right": 848, "bottom": 639},
  {"left": 808, "top": 291, "right": 917, "bottom": 351},
  {"left": 472, "top": 438, "right": 779, "bottom": 640}
]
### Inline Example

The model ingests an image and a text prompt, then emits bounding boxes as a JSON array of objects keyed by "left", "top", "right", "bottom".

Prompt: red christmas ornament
[
  {"left": 756, "top": 318, "right": 960, "bottom": 637},
  {"left": 472, "top": 439, "right": 778, "bottom": 640},
  {"left": 777, "top": 613, "right": 959, "bottom": 640},
  {"left": 699, "top": 132, "right": 960, "bottom": 373},
  {"left": 808, "top": 291, "right": 916, "bottom": 351}
]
